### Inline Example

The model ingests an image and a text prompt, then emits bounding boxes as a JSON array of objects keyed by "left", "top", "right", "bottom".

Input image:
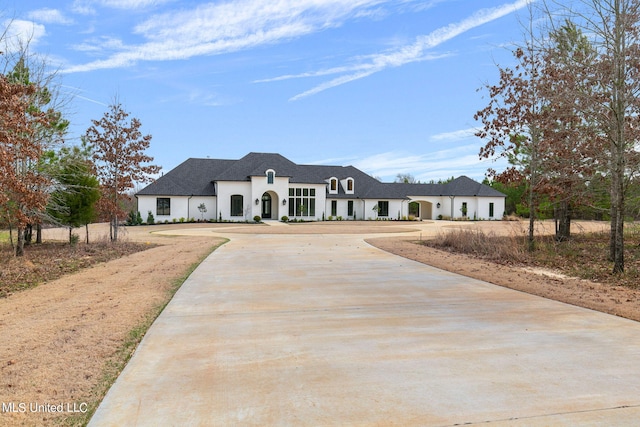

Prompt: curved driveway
[{"left": 90, "top": 223, "right": 640, "bottom": 426}]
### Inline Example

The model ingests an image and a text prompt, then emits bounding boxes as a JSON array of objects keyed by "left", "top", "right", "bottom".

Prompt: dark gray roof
[
  {"left": 136, "top": 153, "right": 505, "bottom": 199},
  {"left": 136, "top": 158, "right": 234, "bottom": 196},
  {"left": 215, "top": 153, "right": 299, "bottom": 181},
  {"left": 398, "top": 176, "right": 505, "bottom": 198},
  {"left": 444, "top": 176, "right": 506, "bottom": 197}
]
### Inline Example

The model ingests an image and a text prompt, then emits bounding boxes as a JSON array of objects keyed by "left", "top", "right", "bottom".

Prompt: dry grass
[
  {"left": 0, "top": 239, "right": 155, "bottom": 298},
  {"left": 425, "top": 225, "right": 640, "bottom": 288},
  {"left": 427, "top": 227, "right": 530, "bottom": 264}
]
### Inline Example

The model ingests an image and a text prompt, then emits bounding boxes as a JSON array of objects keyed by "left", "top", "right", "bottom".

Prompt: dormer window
[
  {"left": 266, "top": 169, "right": 275, "bottom": 184},
  {"left": 330, "top": 178, "right": 338, "bottom": 193},
  {"left": 340, "top": 177, "right": 354, "bottom": 194}
]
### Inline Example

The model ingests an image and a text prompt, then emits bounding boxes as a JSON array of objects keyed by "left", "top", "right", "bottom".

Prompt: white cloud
[
  {"left": 351, "top": 145, "right": 503, "bottom": 182},
  {"left": 72, "top": 0, "right": 173, "bottom": 12},
  {"left": 72, "top": 36, "right": 126, "bottom": 53},
  {"left": 27, "top": 8, "right": 74, "bottom": 25},
  {"left": 101, "top": 0, "right": 173, "bottom": 8},
  {"left": 429, "top": 128, "right": 479, "bottom": 142},
  {"left": 286, "top": 0, "right": 533, "bottom": 100},
  {"left": 1, "top": 20, "right": 46, "bottom": 53},
  {"left": 63, "top": 0, "right": 389, "bottom": 73}
]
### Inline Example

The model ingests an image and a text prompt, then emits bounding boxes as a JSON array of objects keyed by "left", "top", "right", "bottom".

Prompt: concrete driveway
[{"left": 90, "top": 227, "right": 640, "bottom": 426}]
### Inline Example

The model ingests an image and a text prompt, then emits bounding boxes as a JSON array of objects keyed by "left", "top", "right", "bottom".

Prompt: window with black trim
[
  {"left": 347, "top": 179, "right": 353, "bottom": 192},
  {"left": 330, "top": 178, "right": 337, "bottom": 191},
  {"left": 231, "top": 195, "right": 243, "bottom": 216},
  {"left": 288, "top": 187, "right": 316, "bottom": 217},
  {"left": 156, "top": 198, "right": 170, "bottom": 216},
  {"left": 267, "top": 171, "right": 274, "bottom": 184},
  {"left": 377, "top": 201, "right": 389, "bottom": 217}
]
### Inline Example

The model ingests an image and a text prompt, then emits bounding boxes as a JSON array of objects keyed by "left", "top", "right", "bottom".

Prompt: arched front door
[{"left": 261, "top": 192, "right": 272, "bottom": 219}]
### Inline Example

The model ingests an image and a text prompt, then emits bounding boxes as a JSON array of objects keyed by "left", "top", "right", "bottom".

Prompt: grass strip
[{"left": 60, "top": 239, "right": 228, "bottom": 426}]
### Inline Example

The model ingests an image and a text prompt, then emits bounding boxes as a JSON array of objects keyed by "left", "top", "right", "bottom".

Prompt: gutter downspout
[
  {"left": 449, "top": 195, "right": 455, "bottom": 219},
  {"left": 188, "top": 195, "right": 193, "bottom": 219}
]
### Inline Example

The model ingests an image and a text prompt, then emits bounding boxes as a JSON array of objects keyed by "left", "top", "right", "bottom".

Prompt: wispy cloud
[
  {"left": 71, "top": 0, "right": 97, "bottom": 15},
  {"left": 100, "top": 0, "right": 174, "bottom": 9},
  {"left": 312, "top": 127, "right": 491, "bottom": 180},
  {"left": 71, "top": 0, "right": 172, "bottom": 13},
  {"left": 285, "top": 0, "right": 533, "bottom": 100},
  {"left": 72, "top": 36, "right": 126, "bottom": 53},
  {"left": 27, "top": 8, "right": 74, "bottom": 25},
  {"left": 352, "top": 145, "right": 502, "bottom": 182},
  {"left": 63, "top": 0, "right": 391, "bottom": 73},
  {"left": 430, "top": 127, "right": 479, "bottom": 142}
]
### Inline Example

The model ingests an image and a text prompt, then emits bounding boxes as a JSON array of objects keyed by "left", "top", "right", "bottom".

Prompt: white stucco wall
[
  {"left": 477, "top": 197, "right": 505, "bottom": 220},
  {"left": 251, "top": 175, "right": 289, "bottom": 220},
  {"left": 188, "top": 197, "right": 217, "bottom": 221},
  {"left": 434, "top": 196, "right": 505, "bottom": 220},
  {"left": 216, "top": 181, "right": 252, "bottom": 221},
  {"left": 356, "top": 199, "right": 404, "bottom": 220},
  {"left": 324, "top": 199, "right": 364, "bottom": 220},
  {"left": 137, "top": 195, "right": 215, "bottom": 223}
]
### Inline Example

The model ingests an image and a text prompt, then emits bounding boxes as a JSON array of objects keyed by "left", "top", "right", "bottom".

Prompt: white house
[{"left": 136, "top": 152, "right": 506, "bottom": 222}]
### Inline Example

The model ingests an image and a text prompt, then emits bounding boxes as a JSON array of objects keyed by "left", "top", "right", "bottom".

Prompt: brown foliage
[
  {"left": 0, "top": 75, "right": 51, "bottom": 255},
  {"left": 475, "top": 3, "right": 640, "bottom": 270},
  {"left": 86, "top": 102, "right": 160, "bottom": 240}
]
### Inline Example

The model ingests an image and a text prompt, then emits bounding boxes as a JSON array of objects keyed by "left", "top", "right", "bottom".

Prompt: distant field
[{"left": 0, "top": 230, "right": 9, "bottom": 244}]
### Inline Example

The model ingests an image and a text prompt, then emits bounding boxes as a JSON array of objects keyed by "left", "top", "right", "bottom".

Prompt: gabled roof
[{"left": 136, "top": 153, "right": 505, "bottom": 200}]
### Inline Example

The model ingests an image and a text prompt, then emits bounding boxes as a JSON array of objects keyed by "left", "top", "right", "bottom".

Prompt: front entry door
[{"left": 261, "top": 193, "right": 272, "bottom": 219}]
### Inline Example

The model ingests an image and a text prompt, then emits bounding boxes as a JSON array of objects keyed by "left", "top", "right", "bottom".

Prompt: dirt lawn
[
  {"left": 0, "top": 220, "right": 637, "bottom": 426},
  {"left": 0, "top": 223, "right": 225, "bottom": 426}
]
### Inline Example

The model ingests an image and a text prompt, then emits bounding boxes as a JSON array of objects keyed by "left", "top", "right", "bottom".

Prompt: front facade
[{"left": 136, "top": 153, "right": 505, "bottom": 222}]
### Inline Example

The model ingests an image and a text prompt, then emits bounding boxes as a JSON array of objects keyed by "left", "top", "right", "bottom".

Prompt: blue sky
[{"left": 3, "top": 0, "right": 534, "bottom": 183}]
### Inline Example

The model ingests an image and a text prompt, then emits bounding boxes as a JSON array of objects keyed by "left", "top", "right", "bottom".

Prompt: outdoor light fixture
[
  {"left": 255, "top": 198, "right": 259, "bottom": 205},
  {"left": 283, "top": 199, "right": 287, "bottom": 205},
  {"left": 437, "top": 203, "right": 441, "bottom": 208}
]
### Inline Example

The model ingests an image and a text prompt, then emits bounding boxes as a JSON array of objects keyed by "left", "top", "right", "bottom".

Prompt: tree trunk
[
  {"left": 612, "top": 174, "right": 625, "bottom": 273},
  {"left": 608, "top": 0, "right": 628, "bottom": 274},
  {"left": 555, "top": 200, "right": 571, "bottom": 242},
  {"left": 610, "top": 203, "right": 617, "bottom": 261},
  {"left": 36, "top": 223, "right": 42, "bottom": 244},
  {"left": 69, "top": 227, "right": 73, "bottom": 244},
  {"left": 85, "top": 224, "right": 90, "bottom": 244},
  {"left": 111, "top": 215, "right": 119, "bottom": 242},
  {"left": 15, "top": 226, "right": 25, "bottom": 257},
  {"left": 8, "top": 223, "right": 14, "bottom": 249},
  {"left": 24, "top": 224, "right": 32, "bottom": 246}
]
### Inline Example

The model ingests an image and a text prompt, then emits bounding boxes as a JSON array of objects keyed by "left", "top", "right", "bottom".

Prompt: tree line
[
  {"left": 0, "top": 39, "right": 158, "bottom": 256},
  {"left": 476, "top": 0, "right": 640, "bottom": 274}
]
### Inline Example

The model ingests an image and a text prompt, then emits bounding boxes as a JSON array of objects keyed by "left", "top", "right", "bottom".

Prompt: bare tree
[{"left": 395, "top": 173, "right": 417, "bottom": 184}]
